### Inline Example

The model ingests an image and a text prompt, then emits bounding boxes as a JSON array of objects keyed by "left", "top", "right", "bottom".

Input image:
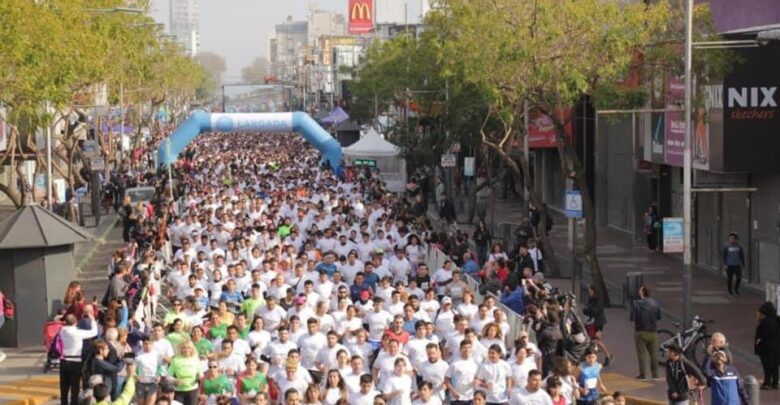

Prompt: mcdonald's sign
[{"left": 348, "top": 0, "right": 373, "bottom": 34}]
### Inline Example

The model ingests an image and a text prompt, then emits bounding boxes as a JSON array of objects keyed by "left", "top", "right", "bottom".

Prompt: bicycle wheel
[
  {"left": 657, "top": 329, "right": 675, "bottom": 365},
  {"left": 691, "top": 334, "right": 712, "bottom": 369}
]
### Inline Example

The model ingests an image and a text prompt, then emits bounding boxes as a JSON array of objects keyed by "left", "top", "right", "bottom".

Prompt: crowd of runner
[{"left": 54, "top": 129, "right": 756, "bottom": 405}]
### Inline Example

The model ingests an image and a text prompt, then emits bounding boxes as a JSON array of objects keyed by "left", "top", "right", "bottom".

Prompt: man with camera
[{"left": 92, "top": 363, "right": 136, "bottom": 405}]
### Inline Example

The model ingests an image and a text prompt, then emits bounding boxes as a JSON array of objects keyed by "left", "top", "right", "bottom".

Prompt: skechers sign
[
  {"left": 721, "top": 41, "right": 780, "bottom": 172},
  {"left": 210, "top": 113, "right": 293, "bottom": 133}
]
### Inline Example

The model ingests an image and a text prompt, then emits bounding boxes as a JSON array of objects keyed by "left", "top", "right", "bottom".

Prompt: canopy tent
[
  {"left": 343, "top": 128, "right": 406, "bottom": 192},
  {"left": 320, "top": 107, "right": 350, "bottom": 126}
]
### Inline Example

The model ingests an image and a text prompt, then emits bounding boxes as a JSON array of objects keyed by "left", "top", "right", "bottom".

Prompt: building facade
[{"left": 169, "top": 0, "right": 200, "bottom": 56}]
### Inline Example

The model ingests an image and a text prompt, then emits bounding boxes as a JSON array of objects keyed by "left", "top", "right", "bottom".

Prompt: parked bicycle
[{"left": 658, "top": 315, "right": 713, "bottom": 368}]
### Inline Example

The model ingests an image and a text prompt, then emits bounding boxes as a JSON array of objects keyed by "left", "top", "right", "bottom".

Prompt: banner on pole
[{"left": 663, "top": 217, "right": 684, "bottom": 253}]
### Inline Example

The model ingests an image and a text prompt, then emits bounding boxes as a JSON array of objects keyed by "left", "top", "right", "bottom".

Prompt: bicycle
[{"left": 657, "top": 315, "right": 713, "bottom": 368}]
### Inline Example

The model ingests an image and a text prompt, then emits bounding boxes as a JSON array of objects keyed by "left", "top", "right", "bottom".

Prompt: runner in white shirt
[
  {"left": 348, "top": 374, "right": 381, "bottom": 405},
  {"left": 475, "top": 344, "right": 513, "bottom": 404},
  {"left": 445, "top": 339, "right": 480, "bottom": 404},
  {"left": 412, "top": 381, "right": 443, "bottom": 405},
  {"left": 365, "top": 298, "right": 394, "bottom": 343},
  {"left": 380, "top": 357, "right": 413, "bottom": 405},
  {"left": 416, "top": 344, "right": 449, "bottom": 400},
  {"left": 509, "top": 370, "right": 553, "bottom": 405}
]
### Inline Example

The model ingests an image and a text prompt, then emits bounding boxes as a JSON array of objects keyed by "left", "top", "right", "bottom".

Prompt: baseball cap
[
  {"left": 295, "top": 296, "right": 306, "bottom": 305},
  {"left": 442, "top": 297, "right": 452, "bottom": 305},
  {"left": 360, "top": 290, "right": 371, "bottom": 300}
]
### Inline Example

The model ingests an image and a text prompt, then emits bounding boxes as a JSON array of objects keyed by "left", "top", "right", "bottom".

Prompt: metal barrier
[{"left": 424, "top": 243, "right": 529, "bottom": 347}]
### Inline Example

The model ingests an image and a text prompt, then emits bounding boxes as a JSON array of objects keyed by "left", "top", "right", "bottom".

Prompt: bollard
[{"left": 743, "top": 374, "right": 759, "bottom": 404}]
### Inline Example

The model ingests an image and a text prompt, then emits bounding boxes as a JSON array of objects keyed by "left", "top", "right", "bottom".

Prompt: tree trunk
[
  {"left": 482, "top": 130, "right": 562, "bottom": 278},
  {"left": 553, "top": 121, "right": 609, "bottom": 306}
]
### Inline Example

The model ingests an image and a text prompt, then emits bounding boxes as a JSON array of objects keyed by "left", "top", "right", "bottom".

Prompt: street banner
[
  {"left": 348, "top": 0, "right": 374, "bottom": 34},
  {"left": 663, "top": 217, "right": 684, "bottom": 253}
]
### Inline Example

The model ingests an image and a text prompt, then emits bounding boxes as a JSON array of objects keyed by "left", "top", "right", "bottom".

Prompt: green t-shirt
[
  {"left": 193, "top": 338, "right": 213, "bottom": 357},
  {"left": 239, "top": 373, "right": 268, "bottom": 395},
  {"left": 278, "top": 225, "right": 291, "bottom": 238},
  {"left": 166, "top": 332, "right": 188, "bottom": 347},
  {"left": 164, "top": 312, "right": 186, "bottom": 327},
  {"left": 203, "top": 374, "right": 233, "bottom": 395},
  {"left": 167, "top": 355, "right": 201, "bottom": 392},
  {"left": 209, "top": 323, "right": 227, "bottom": 340},
  {"left": 241, "top": 298, "right": 265, "bottom": 319}
]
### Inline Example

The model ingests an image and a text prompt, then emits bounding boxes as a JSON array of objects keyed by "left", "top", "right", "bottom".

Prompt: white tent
[{"left": 343, "top": 129, "right": 406, "bottom": 192}]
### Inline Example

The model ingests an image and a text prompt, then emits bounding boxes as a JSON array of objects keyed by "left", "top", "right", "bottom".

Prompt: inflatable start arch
[{"left": 156, "top": 111, "right": 342, "bottom": 168}]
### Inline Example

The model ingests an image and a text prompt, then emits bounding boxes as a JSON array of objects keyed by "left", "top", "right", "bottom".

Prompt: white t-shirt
[
  {"left": 509, "top": 387, "right": 553, "bottom": 405},
  {"left": 365, "top": 310, "right": 393, "bottom": 341},
  {"left": 476, "top": 359, "right": 512, "bottom": 403},
  {"left": 381, "top": 374, "right": 413, "bottom": 405},
  {"left": 417, "top": 359, "right": 450, "bottom": 397},
  {"left": 297, "top": 332, "right": 327, "bottom": 370},
  {"left": 510, "top": 360, "right": 537, "bottom": 393},
  {"left": 348, "top": 389, "right": 380, "bottom": 405},
  {"left": 446, "top": 357, "right": 479, "bottom": 401}
]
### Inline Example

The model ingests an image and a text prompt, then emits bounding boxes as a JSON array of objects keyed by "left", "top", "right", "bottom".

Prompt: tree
[
  {"left": 194, "top": 51, "right": 227, "bottom": 84},
  {"left": 241, "top": 57, "right": 270, "bottom": 84},
  {"left": 0, "top": 0, "right": 212, "bottom": 208}
]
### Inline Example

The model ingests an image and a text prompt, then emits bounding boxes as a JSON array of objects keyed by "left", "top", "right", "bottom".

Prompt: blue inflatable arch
[{"left": 156, "top": 111, "right": 342, "bottom": 168}]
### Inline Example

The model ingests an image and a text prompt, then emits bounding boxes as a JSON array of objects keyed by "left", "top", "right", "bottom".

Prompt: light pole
[{"left": 46, "top": 102, "right": 53, "bottom": 209}]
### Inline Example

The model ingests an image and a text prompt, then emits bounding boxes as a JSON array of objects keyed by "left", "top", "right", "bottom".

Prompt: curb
[
  {"left": 626, "top": 396, "right": 666, "bottom": 405},
  {"left": 75, "top": 216, "right": 120, "bottom": 274}
]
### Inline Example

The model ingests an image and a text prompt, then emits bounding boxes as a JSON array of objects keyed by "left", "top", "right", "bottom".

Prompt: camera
[
  {"left": 552, "top": 288, "right": 576, "bottom": 306},
  {"left": 123, "top": 351, "right": 136, "bottom": 365}
]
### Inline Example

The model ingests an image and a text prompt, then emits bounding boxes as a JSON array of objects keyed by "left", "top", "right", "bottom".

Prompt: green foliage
[{"left": 0, "top": 0, "right": 209, "bottom": 128}]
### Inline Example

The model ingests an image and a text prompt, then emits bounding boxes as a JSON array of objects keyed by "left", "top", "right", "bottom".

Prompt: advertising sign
[
  {"left": 662, "top": 217, "right": 684, "bottom": 253},
  {"left": 348, "top": 0, "right": 374, "bottom": 34},
  {"left": 210, "top": 113, "right": 293, "bottom": 132},
  {"left": 528, "top": 108, "right": 573, "bottom": 148},
  {"left": 650, "top": 112, "right": 665, "bottom": 163},
  {"left": 90, "top": 157, "right": 105, "bottom": 171},
  {"left": 722, "top": 42, "right": 780, "bottom": 172},
  {"left": 664, "top": 75, "right": 685, "bottom": 167},
  {"left": 665, "top": 111, "right": 685, "bottom": 167}
]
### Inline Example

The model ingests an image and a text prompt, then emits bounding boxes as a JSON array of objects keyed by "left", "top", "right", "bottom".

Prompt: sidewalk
[
  {"left": 0, "top": 213, "right": 120, "bottom": 405},
  {"left": 460, "top": 194, "right": 777, "bottom": 402}
]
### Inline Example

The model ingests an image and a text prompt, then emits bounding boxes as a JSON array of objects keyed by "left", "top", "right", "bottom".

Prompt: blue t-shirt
[
  {"left": 220, "top": 291, "right": 244, "bottom": 304},
  {"left": 578, "top": 362, "right": 602, "bottom": 402}
]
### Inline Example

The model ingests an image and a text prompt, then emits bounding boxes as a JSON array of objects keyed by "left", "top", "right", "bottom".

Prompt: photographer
[{"left": 532, "top": 301, "right": 563, "bottom": 376}]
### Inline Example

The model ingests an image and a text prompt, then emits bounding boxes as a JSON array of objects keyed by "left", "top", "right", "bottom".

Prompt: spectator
[{"left": 629, "top": 285, "right": 661, "bottom": 380}]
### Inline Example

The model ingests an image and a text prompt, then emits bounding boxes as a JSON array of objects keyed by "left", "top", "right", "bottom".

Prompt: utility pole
[{"left": 682, "top": 0, "right": 694, "bottom": 329}]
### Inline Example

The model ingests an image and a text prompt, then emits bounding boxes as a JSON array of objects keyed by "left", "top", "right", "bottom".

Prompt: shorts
[{"left": 136, "top": 382, "right": 159, "bottom": 399}]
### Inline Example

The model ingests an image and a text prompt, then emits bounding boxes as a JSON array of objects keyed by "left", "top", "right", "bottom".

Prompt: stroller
[{"left": 42, "top": 320, "right": 63, "bottom": 373}]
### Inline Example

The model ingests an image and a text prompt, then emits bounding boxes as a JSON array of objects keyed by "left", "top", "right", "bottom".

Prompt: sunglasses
[{"left": 209, "top": 365, "right": 219, "bottom": 369}]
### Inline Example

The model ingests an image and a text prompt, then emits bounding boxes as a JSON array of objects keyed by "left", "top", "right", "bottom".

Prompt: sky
[{"left": 151, "top": 0, "right": 422, "bottom": 80}]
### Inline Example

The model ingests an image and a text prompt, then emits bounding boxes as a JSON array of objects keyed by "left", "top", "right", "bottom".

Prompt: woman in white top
[
  {"left": 487, "top": 243, "right": 509, "bottom": 263},
  {"left": 247, "top": 317, "right": 271, "bottom": 354},
  {"left": 405, "top": 235, "right": 425, "bottom": 270},
  {"left": 320, "top": 369, "right": 348, "bottom": 405},
  {"left": 509, "top": 345, "right": 536, "bottom": 393},
  {"left": 434, "top": 298, "right": 456, "bottom": 335},
  {"left": 207, "top": 269, "right": 226, "bottom": 305},
  {"left": 480, "top": 323, "right": 507, "bottom": 357},
  {"left": 456, "top": 291, "right": 479, "bottom": 321}
]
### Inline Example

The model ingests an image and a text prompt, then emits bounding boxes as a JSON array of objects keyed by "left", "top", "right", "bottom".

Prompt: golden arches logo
[{"left": 351, "top": 2, "right": 371, "bottom": 20}]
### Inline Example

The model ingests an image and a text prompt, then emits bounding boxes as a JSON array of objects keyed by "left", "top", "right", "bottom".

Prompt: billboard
[
  {"left": 348, "top": 0, "right": 374, "bottom": 34},
  {"left": 528, "top": 108, "right": 573, "bottom": 148}
]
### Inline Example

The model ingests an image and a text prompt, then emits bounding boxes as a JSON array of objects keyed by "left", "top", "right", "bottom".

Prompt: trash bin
[{"left": 624, "top": 272, "right": 644, "bottom": 306}]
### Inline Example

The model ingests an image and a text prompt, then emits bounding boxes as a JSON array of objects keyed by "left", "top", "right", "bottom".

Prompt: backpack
[
  {"left": 2, "top": 296, "right": 14, "bottom": 319},
  {"left": 49, "top": 332, "right": 64, "bottom": 359}
]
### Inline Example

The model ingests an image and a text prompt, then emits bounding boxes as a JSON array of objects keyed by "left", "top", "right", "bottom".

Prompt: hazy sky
[{"left": 151, "top": 0, "right": 422, "bottom": 80}]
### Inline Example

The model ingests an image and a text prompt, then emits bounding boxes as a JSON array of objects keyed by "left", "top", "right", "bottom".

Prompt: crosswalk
[{"left": 0, "top": 375, "right": 59, "bottom": 405}]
